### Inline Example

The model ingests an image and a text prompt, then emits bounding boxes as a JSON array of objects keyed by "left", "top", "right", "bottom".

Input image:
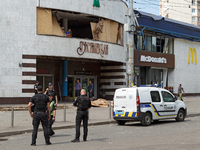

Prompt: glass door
[
  {"left": 36, "top": 74, "right": 54, "bottom": 93},
  {"left": 82, "top": 77, "right": 88, "bottom": 94},
  {"left": 89, "top": 78, "right": 95, "bottom": 98},
  {"left": 68, "top": 76, "right": 97, "bottom": 101},
  {"left": 74, "top": 77, "right": 81, "bottom": 99},
  {"left": 68, "top": 77, "right": 74, "bottom": 100}
]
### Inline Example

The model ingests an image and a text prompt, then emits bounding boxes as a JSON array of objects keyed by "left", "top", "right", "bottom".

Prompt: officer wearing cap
[
  {"left": 44, "top": 83, "right": 58, "bottom": 106},
  {"left": 48, "top": 93, "right": 56, "bottom": 136},
  {"left": 71, "top": 89, "right": 91, "bottom": 142},
  {"left": 34, "top": 81, "right": 39, "bottom": 94},
  {"left": 28, "top": 85, "right": 51, "bottom": 146}
]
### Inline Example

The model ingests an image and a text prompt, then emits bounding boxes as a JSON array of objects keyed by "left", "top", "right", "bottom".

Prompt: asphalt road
[{"left": 1, "top": 117, "right": 200, "bottom": 150}]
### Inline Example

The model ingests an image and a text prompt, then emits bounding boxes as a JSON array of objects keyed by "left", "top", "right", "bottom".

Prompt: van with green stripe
[{"left": 113, "top": 87, "right": 187, "bottom": 126}]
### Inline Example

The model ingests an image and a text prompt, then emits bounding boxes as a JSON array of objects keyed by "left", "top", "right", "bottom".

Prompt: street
[{"left": 1, "top": 116, "right": 200, "bottom": 150}]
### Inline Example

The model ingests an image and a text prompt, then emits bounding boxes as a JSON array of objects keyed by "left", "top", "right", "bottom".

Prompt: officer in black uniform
[
  {"left": 71, "top": 89, "right": 91, "bottom": 142},
  {"left": 34, "top": 81, "right": 39, "bottom": 94},
  {"left": 28, "top": 86, "right": 51, "bottom": 146},
  {"left": 44, "top": 83, "right": 58, "bottom": 106}
]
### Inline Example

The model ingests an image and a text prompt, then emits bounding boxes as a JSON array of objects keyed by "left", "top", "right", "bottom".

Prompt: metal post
[
  {"left": 109, "top": 101, "right": 111, "bottom": 118},
  {"left": 127, "top": 0, "right": 135, "bottom": 87},
  {"left": 64, "top": 105, "right": 66, "bottom": 122},
  {"left": 11, "top": 107, "right": 14, "bottom": 127}
]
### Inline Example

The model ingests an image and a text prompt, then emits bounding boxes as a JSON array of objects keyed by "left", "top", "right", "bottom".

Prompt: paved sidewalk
[{"left": 0, "top": 96, "right": 200, "bottom": 137}]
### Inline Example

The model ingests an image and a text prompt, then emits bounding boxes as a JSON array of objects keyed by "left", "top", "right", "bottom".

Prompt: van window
[
  {"left": 150, "top": 91, "right": 161, "bottom": 102},
  {"left": 161, "top": 91, "right": 174, "bottom": 102}
]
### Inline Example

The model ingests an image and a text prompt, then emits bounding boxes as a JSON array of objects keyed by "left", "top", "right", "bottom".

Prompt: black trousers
[
  {"left": 48, "top": 116, "right": 55, "bottom": 135},
  {"left": 32, "top": 112, "right": 50, "bottom": 144},
  {"left": 75, "top": 110, "right": 88, "bottom": 140},
  {"left": 76, "top": 90, "right": 80, "bottom": 97}
]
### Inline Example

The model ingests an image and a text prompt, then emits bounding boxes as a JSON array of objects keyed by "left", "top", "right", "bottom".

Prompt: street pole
[{"left": 127, "top": 0, "right": 135, "bottom": 87}]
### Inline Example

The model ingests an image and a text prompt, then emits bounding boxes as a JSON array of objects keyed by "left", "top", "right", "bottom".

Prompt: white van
[{"left": 113, "top": 87, "right": 187, "bottom": 126}]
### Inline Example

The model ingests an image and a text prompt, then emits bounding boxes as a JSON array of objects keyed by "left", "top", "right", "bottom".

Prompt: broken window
[{"left": 37, "top": 7, "right": 123, "bottom": 45}]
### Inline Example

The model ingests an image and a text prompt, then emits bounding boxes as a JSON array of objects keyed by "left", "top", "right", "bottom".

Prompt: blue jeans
[
  {"left": 76, "top": 90, "right": 80, "bottom": 97},
  {"left": 89, "top": 92, "right": 93, "bottom": 98}
]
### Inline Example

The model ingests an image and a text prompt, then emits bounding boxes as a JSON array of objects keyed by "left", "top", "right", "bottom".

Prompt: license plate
[{"left": 115, "top": 111, "right": 124, "bottom": 115}]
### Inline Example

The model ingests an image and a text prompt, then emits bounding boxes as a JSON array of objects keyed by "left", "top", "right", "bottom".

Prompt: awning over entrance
[{"left": 135, "top": 10, "right": 200, "bottom": 42}]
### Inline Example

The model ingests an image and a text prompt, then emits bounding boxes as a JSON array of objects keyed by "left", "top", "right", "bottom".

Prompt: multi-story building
[
  {"left": 0, "top": 0, "right": 128, "bottom": 104},
  {"left": 135, "top": 10, "right": 200, "bottom": 95},
  {"left": 160, "top": 0, "right": 200, "bottom": 26}
]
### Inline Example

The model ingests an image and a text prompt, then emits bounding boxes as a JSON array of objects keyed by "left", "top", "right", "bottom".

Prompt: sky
[{"left": 123, "top": 0, "right": 159, "bottom": 15}]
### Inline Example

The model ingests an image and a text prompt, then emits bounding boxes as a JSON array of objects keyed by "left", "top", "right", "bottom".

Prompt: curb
[
  {"left": 0, "top": 120, "right": 116, "bottom": 138},
  {"left": 0, "top": 105, "right": 69, "bottom": 111},
  {"left": 1, "top": 114, "right": 200, "bottom": 138}
]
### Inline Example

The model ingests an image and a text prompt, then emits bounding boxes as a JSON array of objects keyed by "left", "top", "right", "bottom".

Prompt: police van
[{"left": 113, "top": 87, "right": 187, "bottom": 126}]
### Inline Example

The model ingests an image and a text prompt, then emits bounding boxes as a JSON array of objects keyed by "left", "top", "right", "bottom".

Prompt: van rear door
[
  {"left": 114, "top": 88, "right": 137, "bottom": 117},
  {"left": 125, "top": 89, "right": 137, "bottom": 117}
]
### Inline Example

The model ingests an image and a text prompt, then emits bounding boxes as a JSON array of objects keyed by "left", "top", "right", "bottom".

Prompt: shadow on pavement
[
  {"left": 51, "top": 134, "right": 71, "bottom": 137},
  {"left": 123, "top": 119, "right": 189, "bottom": 127},
  {"left": 88, "top": 138, "right": 109, "bottom": 142}
]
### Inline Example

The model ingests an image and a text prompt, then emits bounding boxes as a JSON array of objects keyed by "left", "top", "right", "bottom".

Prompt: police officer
[
  {"left": 28, "top": 85, "right": 51, "bottom": 146},
  {"left": 48, "top": 93, "right": 56, "bottom": 136},
  {"left": 44, "top": 83, "right": 58, "bottom": 106},
  {"left": 34, "top": 81, "right": 39, "bottom": 94},
  {"left": 71, "top": 89, "right": 91, "bottom": 142}
]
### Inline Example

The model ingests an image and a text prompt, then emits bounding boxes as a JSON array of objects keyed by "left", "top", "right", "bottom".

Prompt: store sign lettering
[
  {"left": 77, "top": 41, "right": 108, "bottom": 57},
  {"left": 140, "top": 55, "right": 167, "bottom": 64}
]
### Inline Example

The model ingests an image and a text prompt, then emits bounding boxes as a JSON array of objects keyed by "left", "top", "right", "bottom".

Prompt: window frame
[
  {"left": 192, "top": 16, "right": 196, "bottom": 22},
  {"left": 150, "top": 91, "right": 161, "bottom": 102},
  {"left": 161, "top": 91, "right": 175, "bottom": 102},
  {"left": 192, "top": 0, "right": 195, "bottom": 5}
]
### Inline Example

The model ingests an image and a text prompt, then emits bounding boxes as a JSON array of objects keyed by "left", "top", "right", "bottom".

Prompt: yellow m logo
[{"left": 188, "top": 48, "right": 197, "bottom": 65}]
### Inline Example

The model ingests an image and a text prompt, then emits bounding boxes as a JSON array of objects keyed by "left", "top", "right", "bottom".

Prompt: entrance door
[
  {"left": 68, "top": 76, "right": 97, "bottom": 101},
  {"left": 68, "top": 77, "right": 74, "bottom": 100},
  {"left": 82, "top": 77, "right": 88, "bottom": 93},
  {"left": 89, "top": 78, "right": 95, "bottom": 98},
  {"left": 36, "top": 75, "right": 54, "bottom": 93}
]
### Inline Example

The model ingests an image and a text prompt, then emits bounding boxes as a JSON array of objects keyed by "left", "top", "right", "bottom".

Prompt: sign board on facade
[
  {"left": 140, "top": 55, "right": 167, "bottom": 64},
  {"left": 188, "top": 47, "right": 197, "bottom": 65},
  {"left": 134, "top": 50, "right": 175, "bottom": 68},
  {"left": 77, "top": 41, "right": 108, "bottom": 57}
]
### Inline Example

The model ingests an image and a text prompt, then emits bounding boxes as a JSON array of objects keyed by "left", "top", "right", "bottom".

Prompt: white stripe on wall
[
  {"left": 101, "top": 72, "right": 126, "bottom": 76},
  {"left": 22, "top": 93, "right": 35, "bottom": 97},
  {"left": 22, "top": 76, "right": 36, "bottom": 80},
  {"left": 22, "top": 84, "right": 35, "bottom": 89},
  {"left": 105, "top": 92, "right": 115, "bottom": 95},
  {"left": 22, "top": 59, "right": 36, "bottom": 64},
  {"left": 22, "top": 68, "right": 37, "bottom": 72},
  {"left": 100, "top": 79, "right": 125, "bottom": 82},
  {"left": 102, "top": 85, "right": 126, "bottom": 89}
]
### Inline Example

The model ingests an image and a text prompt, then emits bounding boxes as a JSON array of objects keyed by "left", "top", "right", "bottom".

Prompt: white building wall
[
  {"left": 160, "top": 0, "right": 193, "bottom": 24},
  {"left": 0, "top": 0, "right": 127, "bottom": 98},
  {"left": 173, "top": 38, "right": 200, "bottom": 94}
]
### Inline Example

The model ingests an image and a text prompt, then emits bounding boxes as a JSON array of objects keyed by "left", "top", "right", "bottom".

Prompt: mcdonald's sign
[{"left": 188, "top": 48, "right": 197, "bottom": 65}]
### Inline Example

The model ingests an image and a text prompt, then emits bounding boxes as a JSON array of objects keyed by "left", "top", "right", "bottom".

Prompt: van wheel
[
  {"left": 116, "top": 120, "right": 126, "bottom": 125},
  {"left": 176, "top": 109, "right": 185, "bottom": 122},
  {"left": 141, "top": 113, "right": 152, "bottom": 126}
]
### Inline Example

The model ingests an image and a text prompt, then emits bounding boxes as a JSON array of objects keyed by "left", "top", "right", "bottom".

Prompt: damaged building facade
[{"left": 0, "top": 0, "right": 128, "bottom": 104}]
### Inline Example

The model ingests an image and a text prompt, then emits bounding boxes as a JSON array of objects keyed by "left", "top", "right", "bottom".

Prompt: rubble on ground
[{"left": 91, "top": 99, "right": 110, "bottom": 107}]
